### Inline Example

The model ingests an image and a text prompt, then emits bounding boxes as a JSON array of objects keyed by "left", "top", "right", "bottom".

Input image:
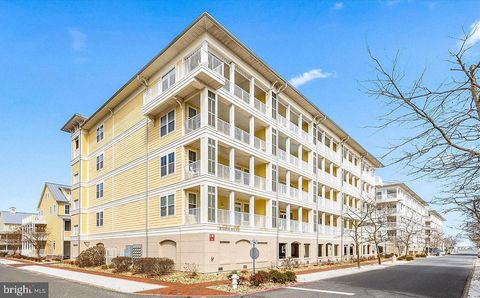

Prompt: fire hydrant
[{"left": 231, "top": 273, "right": 239, "bottom": 289}]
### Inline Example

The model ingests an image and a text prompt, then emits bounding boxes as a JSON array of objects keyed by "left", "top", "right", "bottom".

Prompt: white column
[
  {"left": 200, "top": 41, "right": 208, "bottom": 65},
  {"left": 298, "top": 207, "right": 303, "bottom": 232},
  {"left": 229, "top": 104, "right": 235, "bottom": 138},
  {"left": 200, "top": 137, "right": 208, "bottom": 175},
  {"left": 321, "top": 158, "right": 326, "bottom": 178},
  {"left": 249, "top": 156, "right": 255, "bottom": 188},
  {"left": 322, "top": 212, "right": 326, "bottom": 233},
  {"left": 249, "top": 196, "right": 255, "bottom": 227},
  {"left": 249, "top": 116, "right": 255, "bottom": 146},
  {"left": 200, "top": 88, "right": 209, "bottom": 127},
  {"left": 330, "top": 189, "right": 334, "bottom": 209},
  {"left": 229, "top": 62, "right": 235, "bottom": 94},
  {"left": 249, "top": 77, "right": 255, "bottom": 107},
  {"left": 298, "top": 175, "right": 303, "bottom": 199},
  {"left": 286, "top": 204, "right": 291, "bottom": 231},
  {"left": 266, "top": 199, "right": 272, "bottom": 229},
  {"left": 308, "top": 209, "right": 313, "bottom": 232},
  {"left": 200, "top": 184, "right": 208, "bottom": 223},
  {"left": 229, "top": 191, "right": 235, "bottom": 225},
  {"left": 298, "top": 113, "right": 302, "bottom": 130},
  {"left": 330, "top": 214, "right": 334, "bottom": 232},
  {"left": 308, "top": 180, "right": 313, "bottom": 202},
  {"left": 286, "top": 137, "right": 291, "bottom": 156},
  {"left": 286, "top": 104, "right": 291, "bottom": 124},
  {"left": 266, "top": 90, "right": 273, "bottom": 118},
  {"left": 229, "top": 147, "right": 235, "bottom": 182},
  {"left": 286, "top": 170, "right": 291, "bottom": 196},
  {"left": 266, "top": 163, "right": 272, "bottom": 192},
  {"left": 321, "top": 185, "right": 326, "bottom": 207},
  {"left": 266, "top": 126, "right": 272, "bottom": 155},
  {"left": 298, "top": 144, "right": 303, "bottom": 161}
]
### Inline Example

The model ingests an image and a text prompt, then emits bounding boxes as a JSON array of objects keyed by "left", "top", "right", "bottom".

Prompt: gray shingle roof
[
  {"left": 45, "top": 182, "right": 71, "bottom": 203},
  {"left": 0, "top": 211, "right": 36, "bottom": 225}
]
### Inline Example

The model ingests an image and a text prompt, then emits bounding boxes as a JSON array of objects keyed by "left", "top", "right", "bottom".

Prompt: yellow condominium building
[{"left": 61, "top": 13, "right": 382, "bottom": 273}]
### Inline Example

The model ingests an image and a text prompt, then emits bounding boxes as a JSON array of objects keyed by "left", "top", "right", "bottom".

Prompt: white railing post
[
  {"left": 229, "top": 191, "right": 235, "bottom": 225},
  {"left": 286, "top": 204, "right": 291, "bottom": 232},
  {"left": 298, "top": 207, "right": 303, "bottom": 233},
  {"left": 229, "top": 63, "right": 235, "bottom": 95},
  {"left": 229, "top": 104, "right": 235, "bottom": 138},
  {"left": 229, "top": 147, "right": 235, "bottom": 182},
  {"left": 249, "top": 77, "right": 255, "bottom": 108},
  {"left": 249, "top": 156, "right": 255, "bottom": 188}
]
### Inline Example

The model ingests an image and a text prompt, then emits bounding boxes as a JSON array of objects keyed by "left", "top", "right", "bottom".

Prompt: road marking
[{"left": 286, "top": 286, "right": 356, "bottom": 296}]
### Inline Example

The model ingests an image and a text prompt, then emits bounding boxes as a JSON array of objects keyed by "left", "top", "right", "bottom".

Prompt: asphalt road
[
  {"left": 0, "top": 263, "right": 138, "bottom": 298},
  {"left": 261, "top": 254, "right": 476, "bottom": 298}
]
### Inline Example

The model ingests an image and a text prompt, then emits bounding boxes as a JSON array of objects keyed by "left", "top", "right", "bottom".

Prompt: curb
[{"left": 462, "top": 258, "right": 478, "bottom": 298}]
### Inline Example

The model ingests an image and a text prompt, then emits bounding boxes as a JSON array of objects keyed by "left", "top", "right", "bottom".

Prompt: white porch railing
[
  {"left": 185, "top": 114, "right": 201, "bottom": 133},
  {"left": 234, "top": 211, "right": 250, "bottom": 226},
  {"left": 278, "top": 149, "right": 287, "bottom": 162},
  {"left": 301, "top": 130, "right": 309, "bottom": 141},
  {"left": 290, "top": 154, "right": 299, "bottom": 167},
  {"left": 234, "top": 127, "right": 250, "bottom": 145},
  {"left": 217, "top": 118, "right": 230, "bottom": 136},
  {"left": 254, "top": 97, "right": 266, "bottom": 114},
  {"left": 278, "top": 183, "right": 287, "bottom": 195},
  {"left": 254, "top": 175, "right": 266, "bottom": 190},
  {"left": 234, "top": 84, "right": 250, "bottom": 104},
  {"left": 185, "top": 161, "right": 201, "bottom": 178},
  {"left": 186, "top": 208, "right": 200, "bottom": 224},
  {"left": 254, "top": 214, "right": 266, "bottom": 228},
  {"left": 277, "top": 218, "right": 287, "bottom": 230},
  {"left": 290, "top": 220, "right": 300, "bottom": 232},
  {"left": 217, "top": 164, "right": 230, "bottom": 181},
  {"left": 290, "top": 122, "right": 299, "bottom": 134},
  {"left": 223, "top": 78, "right": 231, "bottom": 92},
  {"left": 301, "top": 160, "right": 309, "bottom": 172},
  {"left": 302, "top": 222, "right": 310, "bottom": 233},
  {"left": 290, "top": 187, "right": 299, "bottom": 199},
  {"left": 254, "top": 137, "right": 266, "bottom": 152},
  {"left": 218, "top": 209, "right": 230, "bottom": 224},
  {"left": 302, "top": 191, "right": 309, "bottom": 202},
  {"left": 278, "top": 115, "right": 287, "bottom": 128},
  {"left": 234, "top": 169, "right": 250, "bottom": 186}
]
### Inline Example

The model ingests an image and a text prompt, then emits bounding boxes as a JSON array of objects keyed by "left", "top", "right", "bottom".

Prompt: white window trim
[
  {"left": 95, "top": 181, "right": 105, "bottom": 199},
  {"left": 96, "top": 123, "right": 105, "bottom": 143},
  {"left": 160, "top": 150, "right": 175, "bottom": 178},
  {"left": 160, "top": 192, "right": 175, "bottom": 217},
  {"left": 95, "top": 210, "right": 104, "bottom": 227},
  {"left": 159, "top": 109, "right": 176, "bottom": 137}
]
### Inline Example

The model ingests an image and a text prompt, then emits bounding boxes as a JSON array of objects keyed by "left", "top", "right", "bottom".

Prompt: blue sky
[{"left": 0, "top": 0, "right": 478, "bottom": 241}]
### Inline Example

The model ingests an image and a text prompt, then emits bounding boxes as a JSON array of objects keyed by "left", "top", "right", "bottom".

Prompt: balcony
[
  {"left": 186, "top": 208, "right": 200, "bottom": 224},
  {"left": 144, "top": 48, "right": 225, "bottom": 116},
  {"left": 254, "top": 137, "right": 266, "bottom": 152},
  {"left": 289, "top": 154, "right": 299, "bottom": 167},
  {"left": 22, "top": 215, "right": 46, "bottom": 225},
  {"left": 254, "top": 175, "right": 266, "bottom": 190},
  {"left": 254, "top": 97, "right": 266, "bottom": 114},
  {"left": 278, "top": 149, "right": 288, "bottom": 162},
  {"left": 217, "top": 118, "right": 230, "bottom": 136},
  {"left": 290, "top": 219, "right": 300, "bottom": 232},
  {"left": 185, "top": 161, "right": 201, "bottom": 178},
  {"left": 234, "top": 169, "right": 250, "bottom": 186},
  {"left": 290, "top": 187, "right": 299, "bottom": 199},
  {"left": 289, "top": 122, "right": 299, "bottom": 134},
  {"left": 185, "top": 114, "right": 201, "bottom": 134},
  {"left": 218, "top": 209, "right": 230, "bottom": 224},
  {"left": 278, "top": 183, "right": 287, "bottom": 195},
  {"left": 234, "top": 127, "right": 250, "bottom": 145},
  {"left": 234, "top": 211, "right": 250, "bottom": 226},
  {"left": 217, "top": 164, "right": 230, "bottom": 181}
]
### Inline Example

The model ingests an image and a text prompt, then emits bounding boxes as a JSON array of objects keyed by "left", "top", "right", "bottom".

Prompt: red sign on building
[{"left": 209, "top": 234, "right": 215, "bottom": 241}]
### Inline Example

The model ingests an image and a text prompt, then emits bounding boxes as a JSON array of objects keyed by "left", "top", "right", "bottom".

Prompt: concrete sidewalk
[
  {"left": 466, "top": 258, "right": 480, "bottom": 298},
  {"left": 296, "top": 260, "right": 398, "bottom": 282},
  {"left": 0, "top": 259, "right": 164, "bottom": 293}
]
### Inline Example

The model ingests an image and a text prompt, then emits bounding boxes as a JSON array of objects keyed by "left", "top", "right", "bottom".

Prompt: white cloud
[
  {"left": 289, "top": 69, "right": 333, "bottom": 88},
  {"left": 68, "top": 28, "right": 86, "bottom": 51},
  {"left": 332, "top": 2, "right": 344, "bottom": 10},
  {"left": 466, "top": 20, "right": 480, "bottom": 47}
]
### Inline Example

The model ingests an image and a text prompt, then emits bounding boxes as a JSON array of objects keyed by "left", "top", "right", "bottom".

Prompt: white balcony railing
[
  {"left": 185, "top": 161, "right": 201, "bottom": 178},
  {"left": 234, "top": 84, "right": 250, "bottom": 104},
  {"left": 234, "top": 211, "right": 250, "bottom": 226},
  {"left": 301, "top": 130, "right": 309, "bottom": 141},
  {"left": 223, "top": 78, "right": 231, "bottom": 92},
  {"left": 290, "top": 187, "right": 299, "bottom": 199},
  {"left": 234, "top": 127, "right": 250, "bottom": 145},
  {"left": 254, "top": 175, "right": 266, "bottom": 190},
  {"left": 277, "top": 218, "right": 287, "bottom": 230},
  {"left": 186, "top": 208, "right": 200, "bottom": 224},
  {"left": 278, "top": 183, "right": 287, "bottom": 195},
  {"left": 185, "top": 114, "right": 201, "bottom": 133},
  {"left": 290, "top": 154, "right": 299, "bottom": 167},
  {"left": 73, "top": 148, "right": 79, "bottom": 159},
  {"left": 254, "top": 137, "right": 266, "bottom": 152},
  {"left": 278, "top": 115, "right": 287, "bottom": 128},
  {"left": 217, "top": 164, "right": 230, "bottom": 181},
  {"left": 217, "top": 118, "right": 230, "bottom": 136},
  {"left": 218, "top": 209, "right": 230, "bottom": 224},
  {"left": 289, "top": 122, "right": 299, "bottom": 134},
  {"left": 301, "top": 160, "right": 309, "bottom": 172},
  {"left": 290, "top": 220, "right": 300, "bottom": 232},
  {"left": 254, "top": 97, "right": 266, "bottom": 114},
  {"left": 278, "top": 149, "right": 287, "bottom": 162},
  {"left": 302, "top": 222, "right": 310, "bottom": 233},
  {"left": 302, "top": 191, "right": 309, "bottom": 202},
  {"left": 234, "top": 169, "right": 250, "bottom": 186},
  {"left": 254, "top": 214, "right": 266, "bottom": 228}
]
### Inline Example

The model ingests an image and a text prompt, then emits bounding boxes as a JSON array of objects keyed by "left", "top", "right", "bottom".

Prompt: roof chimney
[{"left": 9, "top": 207, "right": 16, "bottom": 214}]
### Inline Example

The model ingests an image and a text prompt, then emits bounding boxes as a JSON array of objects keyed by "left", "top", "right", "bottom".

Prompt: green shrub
[
  {"left": 75, "top": 246, "right": 106, "bottom": 267},
  {"left": 269, "top": 269, "right": 288, "bottom": 284},
  {"left": 249, "top": 270, "right": 270, "bottom": 287},
  {"left": 111, "top": 257, "right": 132, "bottom": 273},
  {"left": 397, "top": 256, "right": 405, "bottom": 260},
  {"left": 405, "top": 256, "right": 414, "bottom": 261},
  {"left": 0, "top": 251, "right": 8, "bottom": 257},
  {"left": 132, "top": 257, "right": 174, "bottom": 276},
  {"left": 284, "top": 271, "right": 297, "bottom": 282}
]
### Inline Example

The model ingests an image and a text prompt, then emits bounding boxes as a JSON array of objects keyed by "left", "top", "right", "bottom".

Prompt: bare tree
[
  {"left": 444, "top": 234, "right": 462, "bottom": 254},
  {"left": 427, "top": 228, "right": 445, "bottom": 253},
  {"left": 344, "top": 201, "right": 373, "bottom": 268},
  {"left": 5, "top": 228, "right": 22, "bottom": 254},
  {"left": 396, "top": 212, "right": 425, "bottom": 256},
  {"left": 365, "top": 204, "right": 390, "bottom": 264},
  {"left": 464, "top": 219, "right": 480, "bottom": 248},
  {"left": 365, "top": 29, "right": 480, "bottom": 230},
  {"left": 22, "top": 225, "right": 49, "bottom": 257}
]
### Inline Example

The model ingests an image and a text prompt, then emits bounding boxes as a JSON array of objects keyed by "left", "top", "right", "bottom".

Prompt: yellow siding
[{"left": 148, "top": 190, "right": 183, "bottom": 228}]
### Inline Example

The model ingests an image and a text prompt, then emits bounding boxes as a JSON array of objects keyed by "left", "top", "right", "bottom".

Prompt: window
[
  {"left": 272, "top": 200, "right": 278, "bottom": 228},
  {"left": 74, "top": 138, "right": 79, "bottom": 149},
  {"left": 96, "top": 153, "right": 104, "bottom": 170},
  {"left": 271, "top": 92, "right": 277, "bottom": 119},
  {"left": 160, "top": 152, "right": 175, "bottom": 177},
  {"left": 188, "top": 150, "right": 197, "bottom": 163},
  {"left": 96, "top": 124, "right": 104, "bottom": 142},
  {"left": 188, "top": 193, "right": 197, "bottom": 210},
  {"left": 291, "top": 243, "right": 299, "bottom": 258},
  {"left": 304, "top": 244, "right": 310, "bottom": 258},
  {"left": 272, "top": 164, "right": 277, "bottom": 192},
  {"left": 73, "top": 173, "right": 79, "bottom": 184},
  {"left": 318, "top": 244, "right": 323, "bottom": 257},
  {"left": 160, "top": 194, "right": 175, "bottom": 217},
  {"left": 96, "top": 182, "right": 104, "bottom": 199},
  {"left": 96, "top": 211, "right": 104, "bottom": 227},
  {"left": 65, "top": 205, "right": 70, "bottom": 215},
  {"left": 208, "top": 91, "right": 216, "bottom": 126},
  {"left": 208, "top": 138, "right": 216, "bottom": 174},
  {"left": 64, "top": 220, "right": 71, "bottom": 231},
  {"left": 161, "top": 68, "right": 176, "bottom": 92},
  {"left": 208, "top": 186, "right": 216, "bottom": 222},
  {"left": 73, "top": 225, "right": 79, "bottom": 235},
  {"left": 271, "top": 128, "right": 277, "bottom": 155},
  {"left": 160, "top": 110, "right": 175, "bottom": 137},
  {"left": 73, "top": 199, "right": 79, "bottom": 209}
]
